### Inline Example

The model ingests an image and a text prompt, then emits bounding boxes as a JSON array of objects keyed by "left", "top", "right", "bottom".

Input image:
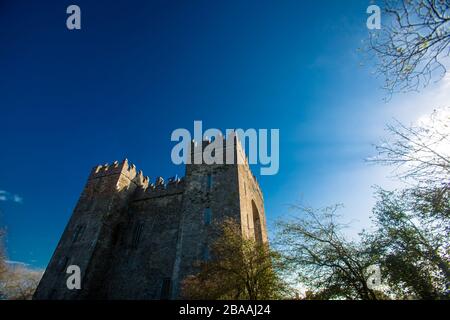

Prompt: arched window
[{"left": 252, "top": 200, "right": 263, "bottom": 244}]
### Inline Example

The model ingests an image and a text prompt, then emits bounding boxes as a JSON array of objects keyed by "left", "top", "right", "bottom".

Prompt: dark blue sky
[{"left": 1, "top": 0, "right": 441, "bottom": 268}]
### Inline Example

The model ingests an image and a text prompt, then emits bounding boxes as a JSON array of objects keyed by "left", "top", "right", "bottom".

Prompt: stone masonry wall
[{"left": 34, "top": 137, "right": 266, "bottom": 300}]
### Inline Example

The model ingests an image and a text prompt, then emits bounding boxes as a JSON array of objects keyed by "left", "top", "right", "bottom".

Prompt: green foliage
[
  {"left": 276, "top": 205, "right": 380, "bottom": 300},
  {"left": 276, "top": 107, "right": 450, "bottom": 300},
  {"left": 0, "top": 229, "right": 7, "bottom": 279},
  {"left": 275, "top": 188, "right": 449, "bottom": 300},
  {"left": 181, "top": 219, "right": 290, "bottom": 300},
  {"left": 0, "top": 229, "right": 8, "bottom": 299},
  {"left": 367, "top": 186, "right": 449, "bottom": 299},
  {"left": 0, "top": 229, "right": 42, "bottom": 300}
]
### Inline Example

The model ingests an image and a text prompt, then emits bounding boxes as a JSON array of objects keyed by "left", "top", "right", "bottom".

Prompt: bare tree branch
[
  {"left": 368, "top": 107, "right": 450, "bottom": 186},
  {"left": 366, "top": 0, "right": 450, "bottom": 97}
]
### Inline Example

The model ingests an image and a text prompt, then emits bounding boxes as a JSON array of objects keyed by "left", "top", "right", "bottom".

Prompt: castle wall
[
  {"left": 34, "top": 137, "right": 267, "bottom": 300},
  {"left": 34, "top": 160, "right": 145, "bottom": 299},
  {"left": 103, "top": 184, "right": 184, "bottom": 299},
  {"left": 237, "top": 161, "right": 267, "bottom": 244},
  {"left": 171, "top": 162, "right": 241, "bottom": 298}
]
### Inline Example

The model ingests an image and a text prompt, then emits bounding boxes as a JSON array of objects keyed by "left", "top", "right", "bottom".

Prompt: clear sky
[{"left": 0, "top": 0, "right": 448, "bottom": 269}]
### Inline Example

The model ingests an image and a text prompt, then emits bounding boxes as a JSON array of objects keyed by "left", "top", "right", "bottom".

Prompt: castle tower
[
  {"left": 171, "top": 135, "right": 267, "bottom": 298},
  {"left": 33, "top": 136, "right": 266, "bottom": 300},
  {"left": 33, "top": 160, "right": 148, "bottom": 299}
]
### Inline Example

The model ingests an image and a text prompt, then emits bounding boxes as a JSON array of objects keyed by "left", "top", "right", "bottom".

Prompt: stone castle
[{"left": 34, "top": 136, "right": 267, "bottom": 299}]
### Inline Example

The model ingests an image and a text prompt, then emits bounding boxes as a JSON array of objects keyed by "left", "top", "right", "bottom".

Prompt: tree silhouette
[{"left": 367, "top": 0, "right": 450, "bottom": 95}]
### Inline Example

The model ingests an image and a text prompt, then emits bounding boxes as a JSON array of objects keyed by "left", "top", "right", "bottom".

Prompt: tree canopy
[
  {"left": 367, "top": 0, "right": 450, "bottom": 95},
  {"left": 181, "top": 219, "right": 290, "bottom": 300},
  {"left": 275, "top": 107, "right": 449, "bottom": 300}
]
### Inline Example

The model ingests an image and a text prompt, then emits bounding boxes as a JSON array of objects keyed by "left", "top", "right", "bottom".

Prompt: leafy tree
[
  {"left": 0, "top": 229, "right": 42, "bottom": 300},
  {"left": 276, "top": 205, "right": 381, "bottom": 300},
  {"left": 1, "top": 266, "right": 42, "bottom": 300},
  {"left": 0, "top": 229, "right": 7, "bottom": 299},
  {"left": 366, "top": 187, "right": 449, "bottom": 299},
  {"left": 367, "top": 107, "right": 450, "bottom": 299},
  {"left": 367, "top": 0, "right": 450, "bottom": 95},
  {"left": 0, "top": 230, "right": 5, "bottom": 276},
  {"left": 181, "top": 219, "right": 290, "bottom": 300},
  {"left": 274, "top": 109, "right": 449, "bottom": 300}
]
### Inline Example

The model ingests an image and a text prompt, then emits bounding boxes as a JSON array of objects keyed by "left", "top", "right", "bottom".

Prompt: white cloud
[
  {"left": 0, "top": 190, "right": 23, "bottom": 203},
  {"left": 13, "top": 194, "right": 23, "bottom": 203},
  {"left": 5, "top": 260, "right": 30, "bottom": 267}
]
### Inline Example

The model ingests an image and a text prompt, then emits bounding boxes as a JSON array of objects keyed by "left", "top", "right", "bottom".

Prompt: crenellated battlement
[
  {"left": 189, "top": 135, "right": 263, "bottom": 199},
  {"left": 89, "top": 153, "right": 261, "bottom": 201},
  {"left": 89, "top": 159, "right": 150, "bottom": 189},
  {"left": 189, "top": 131, "right": 250, "bottom": 166},
  {"left": 89, "top": 160, "right": 124, "bottom": 178},
  {"left": 189, "top": 132, "right": 255, "bottom": 165},
  {"left": 134, "top": 175, "right": 185, "bottom": 201},
  {"left": 189, "top": 131, "right": 237, "bottom": 152},
  {"left": 89, "top": 158, "right": 186, "bottom": 196}
]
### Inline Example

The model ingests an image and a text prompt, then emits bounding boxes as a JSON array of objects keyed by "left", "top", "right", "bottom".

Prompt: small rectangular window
[
  {"left": 72, "top": 225, "right": 85, "bottom": 243},
  {"left": 160, "top": 277, "right": 171, "bottom": 300},
  {"left": 132, "top": 222, "right": 144, "bottom": 248},
  {"left": 204, "top": 208, "right": 212, "bottom": 225}
]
